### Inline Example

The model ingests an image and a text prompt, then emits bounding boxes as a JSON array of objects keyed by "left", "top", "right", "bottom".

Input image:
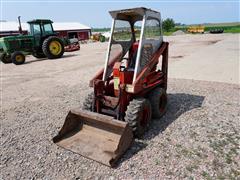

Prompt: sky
[{"left": 1, "top": 0, "right": 239, "bottom": 28}]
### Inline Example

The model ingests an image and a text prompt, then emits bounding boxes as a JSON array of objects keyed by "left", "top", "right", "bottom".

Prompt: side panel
[{"left": 0, "top": 35, "right": 34, "bottom": 54}]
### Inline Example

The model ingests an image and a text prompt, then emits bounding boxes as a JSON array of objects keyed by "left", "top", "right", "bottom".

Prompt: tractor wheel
[
  {"left": 148, "top": 87, "right": 167, "bottom": 118},
  {"left": 82, "top": 92, "right": 94, "bottom": 111},
  {"left": 33, "top": 52, "right": 46, "bottom": 58},
  {"left": 42, "top": 36, "right": 64, "bottom": 59},
  {"left": 11, "top": 51, "right": 25, "bottom": 65},
  {"left": 0, "top": 53, "right": 12, "bottom": 64},
  {"left": 125, "top": 98, "right": 152, "bottom": 138}
]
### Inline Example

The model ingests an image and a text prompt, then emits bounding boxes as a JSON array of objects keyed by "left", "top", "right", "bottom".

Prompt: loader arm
[
  {"left": 89, "top": 50, "right": 123, "bottom": 87},
  {"left": 133, "top": 42, "right": 169, "bottom": 94}
]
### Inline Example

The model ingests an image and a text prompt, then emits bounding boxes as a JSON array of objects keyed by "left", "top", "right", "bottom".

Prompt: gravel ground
[
  {"left": 1, "top": 79, "right": 239, "bottom": 179},
  {"left": 1, "top": 34, "right": 239, "bottom": 179}
]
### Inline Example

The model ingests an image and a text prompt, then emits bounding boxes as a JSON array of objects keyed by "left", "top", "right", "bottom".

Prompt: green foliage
[
  {"left": 205, "top": 25, "right": 240, "bottom": 33},
  {"left": 92, "top": 23, "right": 240, "bottom": 37},
  {"left": 162, "top": 18, "right": 175, "bottom": 32},
  {"left": 175, "top": 25, "right": 240, "bottom": 34},
  {"left": 163, "top": 31, "right": 174, "bottom": 36},
  {"left": 92, "top": 28, "right": 110, "bottom": 32},
  {"left": 113, "top": 31, "right": 132, "bottom": 41}
]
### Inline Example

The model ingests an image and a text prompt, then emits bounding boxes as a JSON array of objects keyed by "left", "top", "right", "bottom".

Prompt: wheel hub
[
  {"left": 49, "top": 41, "right": 62, "bottom": 55},
  {"left": 16, "top": 55, "right": 23, "bottom": 62}
]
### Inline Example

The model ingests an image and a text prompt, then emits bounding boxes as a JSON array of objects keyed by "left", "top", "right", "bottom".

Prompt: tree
[{"left": 163, "top": 18, "right": 175, "bottom": 32}]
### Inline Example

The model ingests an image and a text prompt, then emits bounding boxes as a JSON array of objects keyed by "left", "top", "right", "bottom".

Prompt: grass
[
  {"left": 175, "top": 25, "right": 240, "bottom": 34},
  {"left": 92, "top": 28, "right": 110, "bottom": 32},
  {"left": 205, "top": 25, "right": 240, "bottom": 33},
  {"left": 92, "top": 22, "right": 240, "bottom": 37},
  {"left": 163, "top": 31, "right": 175, "bottom": 36},
  {"left": 230, "top": 168, "right": 240, "bottom": 177},
  {"left": 201, "top": 171, "right": 212, "bottom": 180},
  {"left": 201, "top": 22, "right": 240, "bottom": 27},
  {"left": 154, "top": 159, "right": 160, "bottom": 165},
  {"left": 186, "top": 164, "right": 199, "bottom": 172}
]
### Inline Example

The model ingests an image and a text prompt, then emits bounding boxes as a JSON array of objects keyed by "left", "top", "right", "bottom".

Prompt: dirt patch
[
  {"left": 171, "top": 55, "right": 184, "bottom": 59},
  {"left": 172, "top": 30, "right": 185, "bottom": 36},
  {"left": 205, "top": 40, "right": 221, "bottom": 45}
]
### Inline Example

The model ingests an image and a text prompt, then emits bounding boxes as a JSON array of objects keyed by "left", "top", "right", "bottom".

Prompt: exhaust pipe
[{"left": 18, "top": 16, "right": 23, "bottom": 34}]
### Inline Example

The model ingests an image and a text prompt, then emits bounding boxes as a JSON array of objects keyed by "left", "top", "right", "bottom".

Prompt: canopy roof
[{"left": 109, "top": 7, "right": 160, "bottom": 23}]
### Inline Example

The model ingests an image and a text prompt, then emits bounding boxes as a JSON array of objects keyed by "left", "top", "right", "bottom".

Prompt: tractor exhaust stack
[
  {"left": 18, "top": 16, "right": 23, "bottom": 34},
  {"left": 53, "top": 109, "right": 133, "bottom": 167}
]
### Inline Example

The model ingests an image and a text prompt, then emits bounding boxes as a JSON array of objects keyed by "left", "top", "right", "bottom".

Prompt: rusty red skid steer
[{"left": 53, "top": 7, "right": 169, "bottom": 167}]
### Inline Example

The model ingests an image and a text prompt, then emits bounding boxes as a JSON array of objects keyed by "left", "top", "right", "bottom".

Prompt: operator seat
[{"left": 128, "top": 42, "right": 139, "bottom": 69}]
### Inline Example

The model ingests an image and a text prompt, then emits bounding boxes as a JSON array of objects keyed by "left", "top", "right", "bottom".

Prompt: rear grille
[
  {"left": 140, "top": 44, "right": 153, "bottom": 68},
  {"left": 8, "top": 39, "right": 33, "bottom": 52}
]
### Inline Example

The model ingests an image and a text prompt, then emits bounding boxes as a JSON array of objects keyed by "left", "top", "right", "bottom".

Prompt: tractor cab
[
  {"left": 28, "top": 19, "right": 55, "bottom": 36},
  {"left": 27, "top": 19, "right": 56, "bottom": 47},
  {"left": 103, "top": 7, "right": 163, "bottom": 85}
]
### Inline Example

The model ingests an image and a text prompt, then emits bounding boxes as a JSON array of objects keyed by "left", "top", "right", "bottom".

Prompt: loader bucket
[{"left": 53, "top": 109, "right": 133, "bottom": 167}]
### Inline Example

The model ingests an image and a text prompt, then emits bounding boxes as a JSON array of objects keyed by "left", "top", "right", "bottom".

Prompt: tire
[
  {"left": 125, "top": 98, "right": 152, "bottom": 138},
  {"left": 32, "top": 52, "right": 46, "bottom": 58},
  {"left": 0, "top": 53, "right": 12, "bottom": 64},
  {"left": 42, "top": 36, "right": 64, "bottom": 59},
  {"left": 11, "top": 51, "right": 25, "bottom": 65},
  {"left": 82, "top": 92, "right": 94, "bottom": 111},
  {"left": 148, "top": 87, "right": 167, "bottom": 118}
]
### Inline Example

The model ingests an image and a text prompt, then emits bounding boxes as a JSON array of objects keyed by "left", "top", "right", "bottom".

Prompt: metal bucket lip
[{"left": 70, "top": 109, "right": 128, "bottom": 127}]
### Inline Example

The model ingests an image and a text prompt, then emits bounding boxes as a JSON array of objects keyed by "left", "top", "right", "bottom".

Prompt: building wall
[
  {"left": 78, "top": 31, "right": 89, "bottom": 40},
  {"left": 56, "top": 29, "right": 91, "bottom": 40},
  {"left": 0, "top": 29, "right": 91, "bottom": 40},
  {"left": 0, "top": 31, "right": 28, "bottom": 38},
  {"left": 57, "top": 31, "right": 68, "bottom": 38}
]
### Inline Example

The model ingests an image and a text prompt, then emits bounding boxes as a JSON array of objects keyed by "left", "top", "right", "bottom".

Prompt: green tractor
[{"left": 0, "top": 19, "right": 65, "bottom": 65}]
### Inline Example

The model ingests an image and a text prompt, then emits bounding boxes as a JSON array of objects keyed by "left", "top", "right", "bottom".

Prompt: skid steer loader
[{"left": 53, "top": 7, "right": 169, "bottom": 167}]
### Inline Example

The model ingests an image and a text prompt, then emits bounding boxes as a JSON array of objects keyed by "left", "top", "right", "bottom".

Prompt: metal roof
[
  {"left": 0, "top": 21, "right": 91, "bottom": 32},
  {"left": 0, "top": 22, "right": 28, "bottom": 31},
  {"left": 53, "top": 22, "right": 91, "bottom": 31}
]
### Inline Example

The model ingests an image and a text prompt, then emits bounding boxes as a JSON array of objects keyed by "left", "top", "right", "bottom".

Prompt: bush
[{"left": 163, "top": 18, "right": 175, "bottom": 32}]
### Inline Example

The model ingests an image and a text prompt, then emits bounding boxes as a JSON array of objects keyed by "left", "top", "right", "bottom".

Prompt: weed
[
  {"left": 165, "top": 171, "right": 174, "bottom": 176},
  {"left": 186, "top": 164, "right": 198, "bottom": 172},
  {"left": 212, "top": 158, "right": 224, "bottom": 171},
  {"left": 216, "top": 175, "right": 225, "bottom": 180},
  {"left": 176, "top": 144, "right": 182, "bottom": 148},
  {"left": 230, "top": 168, "right": 240, "bottom": 177},
  {"left": 155, "top": 159, "right": 160, "bottom": 165},
  {"left": 201, "top": 171, "right": 212, "bottom": 180},
  {"left": 225, "top": 154, "right": 233, "bottom": 164},
  {"left": 181, "top": 148, "right": 194, "bottom": 157}
]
